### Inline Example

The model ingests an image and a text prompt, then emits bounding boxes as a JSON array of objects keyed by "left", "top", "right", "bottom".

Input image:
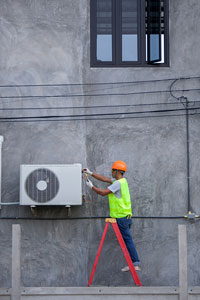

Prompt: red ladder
[{"left": 88, "top": 218, "right": 142, "bottom": 287}]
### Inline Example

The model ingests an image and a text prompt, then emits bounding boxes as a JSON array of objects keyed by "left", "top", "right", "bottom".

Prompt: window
[{"left": 90, "top": 0, "right": 169, "bottom": 67}]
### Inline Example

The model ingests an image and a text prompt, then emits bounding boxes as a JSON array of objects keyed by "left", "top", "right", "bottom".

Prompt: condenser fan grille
[{"left": 25, "top": 168, "right": 59, "bottom": 203}]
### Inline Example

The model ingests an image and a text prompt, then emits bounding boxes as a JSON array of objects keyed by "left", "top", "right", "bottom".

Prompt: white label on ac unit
[{"left": 36, "top": 180, "right": 47, "bottom": 191}]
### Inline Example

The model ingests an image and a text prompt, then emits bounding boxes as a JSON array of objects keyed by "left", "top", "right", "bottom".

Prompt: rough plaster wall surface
[{"left": 0, "top": 0, "right": 200, "bottom": 288}]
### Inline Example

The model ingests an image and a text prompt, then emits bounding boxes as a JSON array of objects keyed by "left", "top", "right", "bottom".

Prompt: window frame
[{"left": 90, "top": 0, "right": 169, "bottom": 67}]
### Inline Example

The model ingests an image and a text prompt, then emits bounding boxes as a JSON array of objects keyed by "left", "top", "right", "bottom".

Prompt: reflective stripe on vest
[{"left": 108, "top": 178, "right": 132, "bottom": 218}]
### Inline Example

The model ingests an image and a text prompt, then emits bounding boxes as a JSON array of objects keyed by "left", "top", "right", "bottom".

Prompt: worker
[{"left": 83, "top": 160, "right": 141, "bottom": 272}]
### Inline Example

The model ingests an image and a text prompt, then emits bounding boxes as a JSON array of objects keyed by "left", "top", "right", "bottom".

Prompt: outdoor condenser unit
[{"left": 20, "top": 164, "right": 82, "bottom": 206}]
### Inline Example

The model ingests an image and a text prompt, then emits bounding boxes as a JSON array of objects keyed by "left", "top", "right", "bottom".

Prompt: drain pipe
[
  {"left": 185, "top": 97, "right": 191, "bottom": 212},
  {"left": 0, "top": 136, "right": 19, "bottom": 208},
  {"left": 0, "top": 136, "right": 4, "bottom": 210}
]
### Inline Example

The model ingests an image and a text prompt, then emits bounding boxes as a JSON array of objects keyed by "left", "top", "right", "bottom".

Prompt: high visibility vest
[{"left": 108, "top": 178, "right": 132, "bottom": 218}]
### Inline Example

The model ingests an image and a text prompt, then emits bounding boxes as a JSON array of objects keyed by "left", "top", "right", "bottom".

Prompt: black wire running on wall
[{"left": 0, "top": 216, "right": 192, "bottom": 220}]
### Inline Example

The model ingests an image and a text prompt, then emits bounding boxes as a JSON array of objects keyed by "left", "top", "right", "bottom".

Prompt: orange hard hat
[{"left": 112, "top": 161, "right": 127, "bottom": 172}]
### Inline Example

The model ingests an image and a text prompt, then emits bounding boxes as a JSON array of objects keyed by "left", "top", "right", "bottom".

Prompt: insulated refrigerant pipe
[{"left": 0, "top": 136, "right": 4, "bottom": 209}]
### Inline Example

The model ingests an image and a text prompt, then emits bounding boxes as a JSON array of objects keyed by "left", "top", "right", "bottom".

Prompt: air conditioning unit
[{"left": 20, "top": 164, "right": 82, "bottom": 206}]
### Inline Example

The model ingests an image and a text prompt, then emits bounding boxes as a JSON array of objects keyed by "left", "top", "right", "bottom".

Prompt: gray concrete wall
[{"left": 0, "top": 0, "right": 200, "bottom": 288}]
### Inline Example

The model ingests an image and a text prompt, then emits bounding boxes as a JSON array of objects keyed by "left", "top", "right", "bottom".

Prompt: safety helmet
[{"left": 112, "top": 160, "right": 127, "bottom": 172}]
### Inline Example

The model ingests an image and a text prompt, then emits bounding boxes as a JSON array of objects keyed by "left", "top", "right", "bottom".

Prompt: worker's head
[{"left": 111, "top": 160, "right": 127, "bottom": 178}]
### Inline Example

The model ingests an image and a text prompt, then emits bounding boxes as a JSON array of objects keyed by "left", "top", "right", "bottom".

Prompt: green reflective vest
[{"left": 108, "top": 178, "right": 132, "bottom": 218}]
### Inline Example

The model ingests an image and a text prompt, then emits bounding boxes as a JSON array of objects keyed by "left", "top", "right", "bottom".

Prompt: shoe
[
  {"left": 121, "top": 265, "right": 141, "bottom": 272},
  {"left": 134, "top": 266, "right": 141, "bottom": 271},
  {"left": 121, "top": 266, "right": 130, "bottom": 272}
]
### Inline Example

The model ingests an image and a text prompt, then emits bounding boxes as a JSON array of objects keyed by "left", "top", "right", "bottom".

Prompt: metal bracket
[
  {"left": 30, "top": 206, "right": 37, "bottom": 216},
  {"left": 65, "top": 205, "right": 71, "bottom": 217}
]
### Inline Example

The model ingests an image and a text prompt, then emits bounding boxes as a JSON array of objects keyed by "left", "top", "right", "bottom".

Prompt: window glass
[
  {"left": 122, "top": 0, "right": 138, "bottom": 61},
  {"left": 146, "top": 0, "right": 164, "bottom": 63},
  {"left": 146, "top": 34, "right": 164, "bottom": 63},
  {"left": 97, "top": 0, "right": 112, "bottom": 62},
  {"left": 147, "top": 0, "right": 161, "bottom": 62}
]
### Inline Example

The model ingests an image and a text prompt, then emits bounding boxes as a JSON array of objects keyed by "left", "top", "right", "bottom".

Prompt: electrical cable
[
  {"left": 0, "top": 111, "right": 199, "bottom": 123},
  {"left": 0, "top": 100, "right": 199, "bottom": 111},
  {"left": 0, "top": 215, "right": 187, "bottom": 220},
  {"left": 68, "top": 82, "right": 139, "bottom": 95},
  {"left": 170, "top": 79, "right": 187, "bottom": 107},
  {"left": 0, "top": 75, "right": 199, "bottom": 88},
  {"left": 0, "top": 106, "right": 199, "bottom": 121},
  {"left": 0, "top": 88, "right": 200, "bottom": 100},
  {"left": 170, "top": 79, "right": 192, "bottom": 213}
]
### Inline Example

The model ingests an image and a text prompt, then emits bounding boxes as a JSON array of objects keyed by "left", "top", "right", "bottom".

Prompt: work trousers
[{"left": 116, "top": 216, "right": 140, "bottom": 266}]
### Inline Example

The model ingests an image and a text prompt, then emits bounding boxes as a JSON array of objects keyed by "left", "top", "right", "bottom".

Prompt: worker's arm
[
  {"left": 86, "top": 179, "right": 112, "bottom": 196},
  {"left": 92, "top": 186, "right": 112, "bottom": 197},
  {"left": 83, "top": 168, "right": 112, "bottom": 184},
  {"left": 92, "top": 173, "right": 112, "bottom": 184}
]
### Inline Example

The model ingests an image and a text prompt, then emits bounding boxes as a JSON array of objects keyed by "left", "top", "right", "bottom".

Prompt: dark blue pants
[{"left": 117, "top": 216, "right": 140, "bottom": 266}]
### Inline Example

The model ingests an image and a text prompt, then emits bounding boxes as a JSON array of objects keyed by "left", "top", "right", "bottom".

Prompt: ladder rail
[
  {"left": 88, "top": 222, "right": 109, "bottom": 287},
  {"left": 112, "top": 222, "right": 142, "bottom": 286}
]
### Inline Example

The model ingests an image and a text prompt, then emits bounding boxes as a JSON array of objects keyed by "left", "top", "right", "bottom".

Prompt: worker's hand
[
  {"left": 86, "top": 179, "right": 94, "bottom": 189},
  {"left": 82, "top": 168, "right": 93, "bottom": 175}
]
